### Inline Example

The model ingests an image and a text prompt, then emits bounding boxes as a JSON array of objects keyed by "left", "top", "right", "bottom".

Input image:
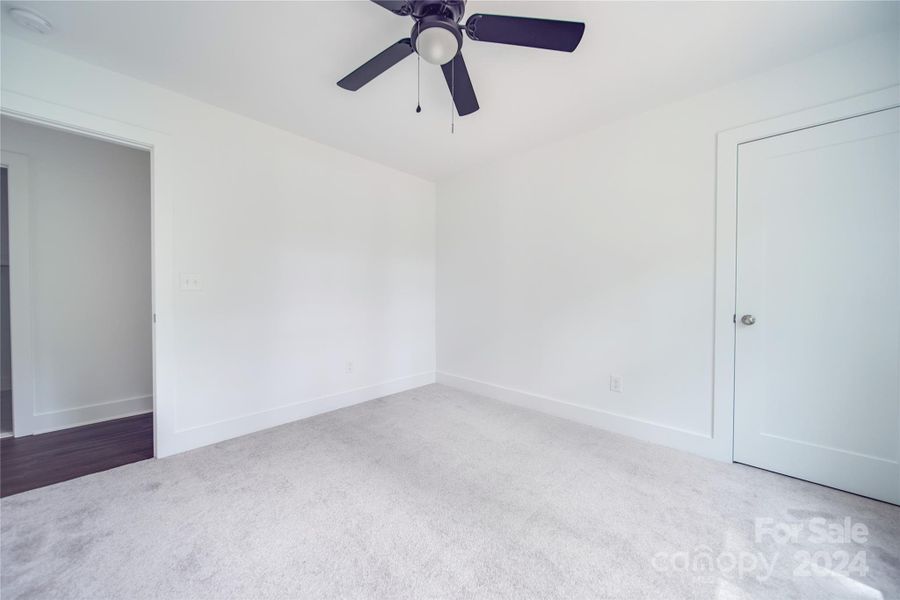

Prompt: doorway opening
[
  {"left": 0, "top": 117, "right": 154, "bottom": 497},
  {"left": 1, "top": 167, "right": 11, "bottom": 438}
]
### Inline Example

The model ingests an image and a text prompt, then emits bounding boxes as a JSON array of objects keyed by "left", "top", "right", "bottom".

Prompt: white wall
[
  {"left": 1, "top": 117, "right": 152, "bottom": 431},
  {"left": 436, "top": 32, "right": 900, "bottom": 460},
  {"left": 1, "top": 37, "right": 436, "bottom": 455},
  {"left": 5, "top": 28, "right": 894, "bottom": 461}
]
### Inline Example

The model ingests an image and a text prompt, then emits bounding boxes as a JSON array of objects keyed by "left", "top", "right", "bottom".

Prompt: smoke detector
[{"left": 8, "top": 7, "right": 53, "bottom": 34}]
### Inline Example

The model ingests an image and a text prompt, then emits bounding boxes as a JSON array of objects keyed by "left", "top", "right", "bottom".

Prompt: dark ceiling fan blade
[
  {"left": 441, "top": 53, "right": 479, "bottom": 116},
  {"left": 337, "top": 39, "right": 414, "bottom": 91},
  {"left": 370, "top": 0, "right": 411, "bottom": 16},
  {"left": 464, "top": 14, "right": 585, "bottom": 52}
]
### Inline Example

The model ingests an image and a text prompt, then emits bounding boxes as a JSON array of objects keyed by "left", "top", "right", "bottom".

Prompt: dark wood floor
[{"left": 1, "top": 413, "right": 153, "bottom": 497}]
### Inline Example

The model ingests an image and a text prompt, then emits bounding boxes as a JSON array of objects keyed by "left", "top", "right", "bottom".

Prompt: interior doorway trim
[
  {"left": 1, "top": 151, "right": 36, "bottom": 436},
  {"left": 712, "top": 85, "right": 900, "bottom": 463},
  {"left": 1, "top": 91, "right": 176, "bottom": 458}
]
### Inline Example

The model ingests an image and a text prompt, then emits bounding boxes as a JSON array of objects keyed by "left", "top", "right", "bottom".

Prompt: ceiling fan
[{"left": 337, "top": 0, "right": 585, "bottom": 116}]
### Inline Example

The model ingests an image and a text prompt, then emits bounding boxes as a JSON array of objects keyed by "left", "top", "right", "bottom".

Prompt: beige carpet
[{"left": 2, "top": 384, "right": 898, "bottom": 599}]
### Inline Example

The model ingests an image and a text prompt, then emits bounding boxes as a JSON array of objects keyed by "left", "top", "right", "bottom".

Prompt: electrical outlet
[
  {"left": 345, "top": 361, "right": 354, "bottom": 375},
  {"left": 609, "top": 375, "right": 624, "bottom": 393},
  {"left": 179, "top": 273, "right": 202, "bottom": 291}
]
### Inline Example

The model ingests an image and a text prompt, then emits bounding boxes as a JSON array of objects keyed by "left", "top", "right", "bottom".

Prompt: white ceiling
[{"left": 2, "top": 1, "right": 897, "bottom": 180}]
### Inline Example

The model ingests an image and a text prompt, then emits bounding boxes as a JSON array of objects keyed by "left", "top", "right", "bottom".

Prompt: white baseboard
[
  {"left": 162, "top": 372, "right": 436, "bottom": 456},
  {"left": 31, "top": 394, "right": 153, "bottom": 434},
  {"left": 437, "top": 372, "right": 726, "bottom": 461}
]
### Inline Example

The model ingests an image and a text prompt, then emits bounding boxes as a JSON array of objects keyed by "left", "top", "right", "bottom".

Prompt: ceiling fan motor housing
[{"left": 407, "top": 0, "right": 466, "bottom": 22}]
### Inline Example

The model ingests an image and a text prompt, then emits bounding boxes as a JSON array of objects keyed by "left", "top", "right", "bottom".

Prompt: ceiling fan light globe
[{"left": 415, "top": 26, "right": 459, "bottom": 65}]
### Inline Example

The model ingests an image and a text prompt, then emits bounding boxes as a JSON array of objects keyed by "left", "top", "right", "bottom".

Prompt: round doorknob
[{"left": 741, "top": 314, "right": 756, "bottom": 326}]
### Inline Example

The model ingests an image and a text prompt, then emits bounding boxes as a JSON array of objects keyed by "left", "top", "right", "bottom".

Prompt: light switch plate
[{"left": 179, "top": 273, "right": 202, "bottom": 291}]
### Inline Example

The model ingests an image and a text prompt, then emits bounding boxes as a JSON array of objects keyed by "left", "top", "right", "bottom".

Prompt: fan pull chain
[
  {"left": 416, "top": 53, "right": 421, "bottom": 113},
  {"left": 450, "top": 58, "right": 455, "bottom": 134},
  {"left": 415, "top": 22, "right": 422, "bottom": 114}
]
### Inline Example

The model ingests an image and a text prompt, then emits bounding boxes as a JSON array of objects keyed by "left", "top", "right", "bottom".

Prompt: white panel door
[{"left": 734, "top": 107, "right": 900, "bottom": 504}]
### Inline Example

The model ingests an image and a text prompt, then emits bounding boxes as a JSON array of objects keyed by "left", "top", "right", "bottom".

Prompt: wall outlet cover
[{"left": 610, "top": 375, "right": 624, "bottom": 393}]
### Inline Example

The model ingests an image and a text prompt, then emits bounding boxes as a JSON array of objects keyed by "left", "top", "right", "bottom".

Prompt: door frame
[
  {"left": 1, "top": 91, "right": 176, "bottom": 457},
  {"left": 712, "top": 85, "right": 900, "bottom": 462},
  {"left": 0, "top": 151, "right": 37, "bottom": 437}
]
